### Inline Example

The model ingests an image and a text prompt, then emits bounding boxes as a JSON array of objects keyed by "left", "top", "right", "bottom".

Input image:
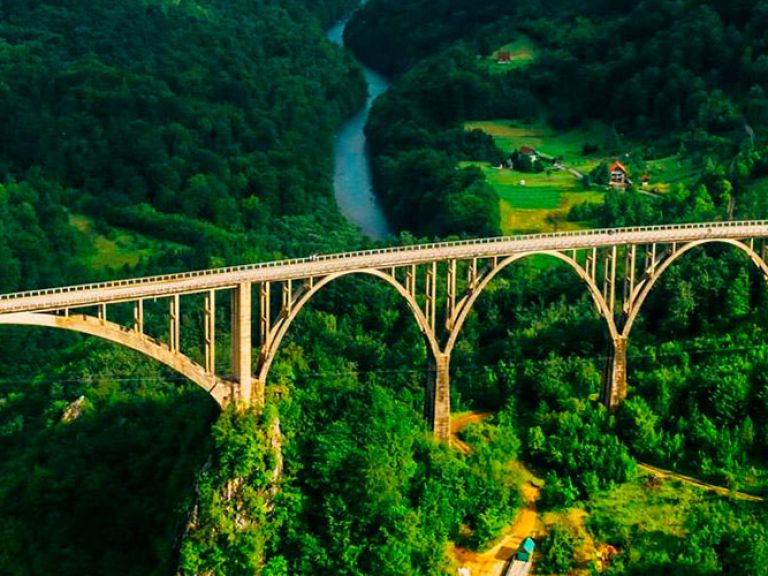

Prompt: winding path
[
  {"left": 451, "top": 411, "right": 493, "bottom": 454},
  {"left": 451, "top": 412, "right": 542, "bottom": 576},
  {"left": 454, "top": 482, "right": 541, "bottom": 576},
  {"left": 638, "top": 462, "right": 765, "bottom": 502}
]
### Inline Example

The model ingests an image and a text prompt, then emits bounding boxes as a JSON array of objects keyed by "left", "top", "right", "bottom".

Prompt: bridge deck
[{"left": 1, "top": 220, "right": 767, "bottom": 314}]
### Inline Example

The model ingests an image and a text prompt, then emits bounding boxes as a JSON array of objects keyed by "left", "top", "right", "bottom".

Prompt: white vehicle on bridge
[{"left": 504, "top": 537, "right": 535, "bottom": 576}]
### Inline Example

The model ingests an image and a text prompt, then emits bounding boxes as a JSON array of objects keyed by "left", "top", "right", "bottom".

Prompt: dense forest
[
  {"left": 1, "top": 0, "right": 768, "bottom": 574},
  {"left": 0, "top": 0, "right": 368, "bottom": 573},
  {"left": 0, "top": 0, "right": 367, "bottom": 293}
]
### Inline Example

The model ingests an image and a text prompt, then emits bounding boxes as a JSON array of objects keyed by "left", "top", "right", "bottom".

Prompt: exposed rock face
[
  {"left": 267, "top": 416, "right": 283, "bottom": 510},
  {"left": 176, "top": 408, "right": 284, "bottom": 576},
  {"left": 61, "top": 395, "right": 86, "bottom": 423}
]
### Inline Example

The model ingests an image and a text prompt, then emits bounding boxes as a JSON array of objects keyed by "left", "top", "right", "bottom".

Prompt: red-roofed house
[
  {"left": 497, "top": 51, "right": 511, "bottom": 63},
  {"left": 609, "top": 160, "right": 628, "bottom": 187}
]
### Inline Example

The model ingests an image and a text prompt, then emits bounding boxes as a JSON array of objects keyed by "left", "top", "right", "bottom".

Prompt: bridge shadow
[{"left": 0, "top": 345, "right": 218, "bottom": 576}]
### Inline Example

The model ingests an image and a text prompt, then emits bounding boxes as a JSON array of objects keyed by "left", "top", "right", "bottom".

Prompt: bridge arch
[
  {"left": 444, "top": 250, "right": 619, "bottom": 356},
  {"left": 0, "top": 312, "right": 231, "bottom": 406},
  {"left": 256, "top": 268, "right": 440, "bottom": 385},
  {"left": 623, "top": 238, "right": 768, "bottom": 337}
]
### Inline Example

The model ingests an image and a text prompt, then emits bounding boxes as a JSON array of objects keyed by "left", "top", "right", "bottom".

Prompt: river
[{"left": 327, "top": 19, "right": 392, "bottom": 240}]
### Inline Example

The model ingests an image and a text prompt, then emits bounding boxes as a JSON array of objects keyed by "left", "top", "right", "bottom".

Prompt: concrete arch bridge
[{"left": 2, "top": 220, "right": 768, "bottom": 441}]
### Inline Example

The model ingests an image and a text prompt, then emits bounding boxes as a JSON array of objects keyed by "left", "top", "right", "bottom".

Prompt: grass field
[
  {"left": 486, "top": 37, "right": 536, "bottom": 74},
  {"left": 461, "top": 160, "right": 603, "bottom": 233},
  {"left": 462, "top": 120, "right": 702, "bottom": 233},
  {"left": 643, "top": 155, "right": 699, "bottom": 192},
  {"left": 461, "top": 121, "right": 608, "bottom": 233},
  {"left": 464, "top": 120, "right": 701, "bottom": 189},
  {"left": 579, "top": 472, "right": 717, "bottom": 571},
  {"left": 749, "top": 175, "right": 768, "bottom": 194},
  {"left": 586, "top": 475, "right": 693, "bottom": 539},
  {"left": 69, "top": 214, "right": 184, "bottom": 271},
  {"left": 736, "top": 175, "right": 768, "bottom": 218},
  {"left": 464, "top": 120, "right": 608, "bottom": 173}
]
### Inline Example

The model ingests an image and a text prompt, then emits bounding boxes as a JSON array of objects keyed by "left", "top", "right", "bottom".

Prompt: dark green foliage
[
  {"left": 525, "top": 401, "right": 636, "bottom": 506},
  {"left": 179, "top": 406, "right": 281, "bottom": 576},
  {"left": 0, "top": 342, "right": 218, "bottom": 576},
  {"left": 4, "top": 0, "right": 768, "bottom": 573},
  {"left": 362, "top": 46, "right": 507, "bottom": 237},
  {"left": 537, "top": 523, "right": 579, "bottom": 574},
  {"left": 0, "top": 0, "right": 366, "bottom": 291},
  {"left": 375, "top": 149, "right": 500, "bottom": 236},
  {"left": 0, "top": 180, "right": 82, "bottom": 290},
  {"left": 256, "top": 275, "right": 525, "bottom": 573},
  {"left": 350, "top": 0, "right": 768, "bottom": 238},
  {"left": 589, "top": 161, "right": 610, "bottom": 186},
  {"left": 349, "top": 0, "right": 768, "bottom": 137},
  {"left": 0, "top": 0, "right": 369, "bottom": 573}
]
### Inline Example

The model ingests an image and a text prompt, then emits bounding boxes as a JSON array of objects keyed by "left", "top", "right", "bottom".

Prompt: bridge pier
[
  {"left": 231, "top": 282, "right": 254, "bottom": 406},
  {"left": 426, "top": 352, "right": 451, "bottom": 442},
  {"left": 602, "top": 336, "right": 628, "bottom": 409}
]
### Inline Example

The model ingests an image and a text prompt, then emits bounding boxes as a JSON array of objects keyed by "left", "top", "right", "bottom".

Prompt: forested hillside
[
  {"left": 0, "top": 0, "right": 366, "bottom": 573},
  {"left": 2, "top": 0, "right": 768, "bottom": 574},
  {"left": 0, "top": 0, "right": 366, "bottom": 292},
  {"left": 347, "top": 0, "right": 768, "bottom": 236},
  {"left": 338, "top": 0, "right": 768, "bottom": 570}
]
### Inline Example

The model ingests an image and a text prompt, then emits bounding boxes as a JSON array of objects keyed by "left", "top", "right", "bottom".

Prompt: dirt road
[
  {"left": 454, "top": 482, "right": 541, "bottom": 576},
  {"left": 451, "top": 412, "right": 541, "bottom": 576},
  {"left": 638, "top": 463, "right": 764, "bottom": 502},
  {"left": 451, "top": 411, "right": 493, "bottom": 454}
]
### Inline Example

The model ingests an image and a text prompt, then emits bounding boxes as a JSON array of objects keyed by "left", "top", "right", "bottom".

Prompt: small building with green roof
[{"left": 516, "top": 537, "right": 536, "bottom": 562}]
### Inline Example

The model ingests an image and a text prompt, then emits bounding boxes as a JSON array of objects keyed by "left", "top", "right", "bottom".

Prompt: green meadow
[
  {"left": 464, "top": 120, "right": 608, "bottom": 172},
  {"left": 460, "top": 158, "right": 603, "bottom": 233},
  {"left": 486, "top": 37, "right": 537, "bottom": 73},
  {"left": 69, "top": 214, "right": 185, "bottom": 271},
  {"left": 463, "top": 120, "right": 702, "bottom": 233}
]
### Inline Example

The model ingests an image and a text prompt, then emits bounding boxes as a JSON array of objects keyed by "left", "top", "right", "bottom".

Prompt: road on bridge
[{"left": 2, "top": 220, "right": 767, "bottom": 314}]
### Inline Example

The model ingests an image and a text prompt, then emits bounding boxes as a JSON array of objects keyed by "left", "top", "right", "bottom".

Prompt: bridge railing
[{"left": 1, "top": 219, "right": 767, "bottom": 302}]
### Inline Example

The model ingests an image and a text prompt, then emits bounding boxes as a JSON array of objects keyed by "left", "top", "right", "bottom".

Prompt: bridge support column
[
  {"left": 231, "top": 282, "right": 254, "bottom": 406},
  {"left": 426, "top": 352, "right": 451, "bottom": 442},
  {"left": 602, "top": 336, "right": 628, "bottom": 409}
]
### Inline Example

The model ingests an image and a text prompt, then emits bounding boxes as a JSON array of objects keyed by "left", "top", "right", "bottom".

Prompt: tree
[
  {"left": 725, "top": 267, "right": 751, "bottom": 320},
  {"left": 538, "top": 523, "right": 579, "bottom": 573},
  {"left": 617, "top": 397, "right": 661, "bottom": 459}
]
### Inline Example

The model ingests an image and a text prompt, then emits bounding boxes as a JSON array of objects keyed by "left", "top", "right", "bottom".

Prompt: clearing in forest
[
  {"left": 464, "top": 120, "right": 608, "bottom": 172},
  {"left": 462, "top": 120, "right": 700, "bottom": 233},
  {"left": 449, "top": 413, "right": 765, "bottom": 573},
  {"left": 486, "top": 37, "right": 537, "bottom": 73},
  {"left": 551, "top": 467, "right": 766, "bottom": 573},
  {"left": 460, "top": 160, "right": 603, "bottom": 233},
  {"left": 462, "top": 121, "right": 609, "bottom": 234},
  {"left": 69, "top": 214, "right": 185, "bottom": 271},
  {"left": 642, "top": 154, "right": 700, "bottom": 192}
]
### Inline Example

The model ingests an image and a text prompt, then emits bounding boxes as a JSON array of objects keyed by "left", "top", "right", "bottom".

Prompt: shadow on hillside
[{"left": 0, "top": 386, "right": 218, "bottom": 576}]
